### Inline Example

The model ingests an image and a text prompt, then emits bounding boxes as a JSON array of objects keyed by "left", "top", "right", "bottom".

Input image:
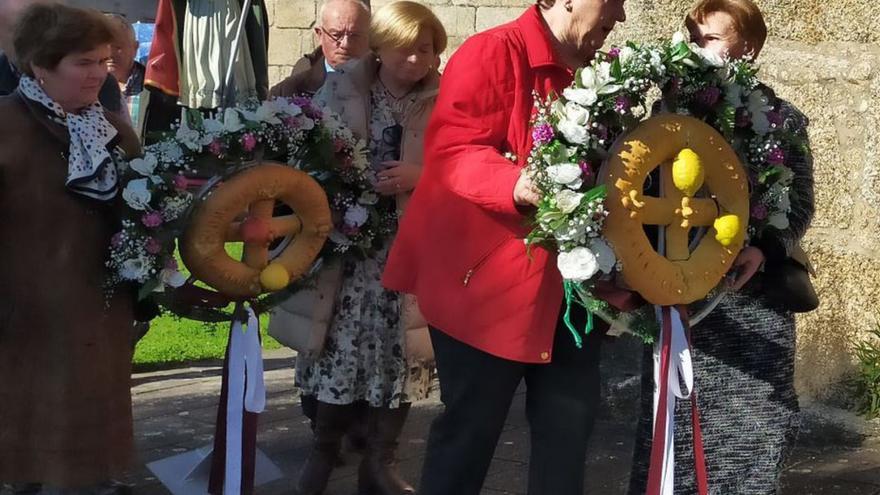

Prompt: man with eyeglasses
[{"left": 270, "top": 0, "right": 370, "bottom": 97}]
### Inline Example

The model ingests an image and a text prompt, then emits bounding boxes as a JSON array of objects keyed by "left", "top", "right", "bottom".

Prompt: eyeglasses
[
  {"left": 318, "top": 26, "right": 364, "bottom": 46},
  {"left": 381, "top": 124, "right": 403, "bottom": 161}
]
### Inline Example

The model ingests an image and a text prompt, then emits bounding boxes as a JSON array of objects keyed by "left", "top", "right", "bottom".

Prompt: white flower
[
  {"left": 563, "top": 87, "right": 598, "bottom": 107},
  {"left": 650, "top": 50, "right": 665, "bottom": 76},
  {"left": 343, "top": 204, "right": 369, "bottom": 228},
  {"left": 122, "top": 178, "right": 152, "bottom": 210},
  {"left": 723, "top": 82, "right": 744, "bottom": 107},
  {"left": 358, "top": 190, "right": 379, "bottom": 205},
  {"left": 748, "top": 90, "right": 772, "bottom": 135},
  {"left": 768, "top": 212, "right": 790, "bottom": 230},
  {"left": 589, "top": 238, "right": 617, "bottom": 274},
  {"left": 241, "top": 100, "right": 281, "bottom": 124},
  {"left": 130, "top": 153, "right": 158, "bottom": 177},
  {"left": 693, "top": 45, "right": 725, "bottom": 67},
  {"left": 175, "top": 112, "right": 202, "bottom": 151},
  {"left": 222, "top": 107, "right": 246, "bottom": 133},
  {"left": 579, "top": 63, "right": 622, "bottom": 96},
  {"left": 557, "top": 247, "right": 599, "bottom": 282},
  {"left": 298, "top": 116, "right": 316, "bottom": 131},
  {"left": 672, "top": 31, "right": 688, "bottom": 45},
  {"left": 159, "top": 268, "right": 187, "bottom": 289},
  {"left": 618, "top": 46, "right": 636, "bottom": 66},
  {"left": 555, "top": 189, "right": 584, "bottom": 214},
  {"left": 546, "top": 163, "right": 583, "bottom": 187},
  {"left": 268, "top": 97, "right": 303, "bottom": 117},
  {"left": 120, "top": 255, "right": 151, "bottom": 281},
  {"left": 557, "top": 120, "right": 590, "bottom": 145}
]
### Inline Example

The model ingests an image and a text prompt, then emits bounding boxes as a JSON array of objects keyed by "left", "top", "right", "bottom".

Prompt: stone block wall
[{"left": 267, "top": 0, "right": 880, "bottom": 400}]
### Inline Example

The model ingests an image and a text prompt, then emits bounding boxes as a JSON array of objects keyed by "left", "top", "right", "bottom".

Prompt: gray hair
[{"left": 318, "top": 0, "right": 370, "bottom": 26}]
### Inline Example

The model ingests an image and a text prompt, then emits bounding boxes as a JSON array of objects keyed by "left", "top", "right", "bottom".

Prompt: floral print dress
[{"left": 295, "top": 80, "right": 433, "bottom": 408}]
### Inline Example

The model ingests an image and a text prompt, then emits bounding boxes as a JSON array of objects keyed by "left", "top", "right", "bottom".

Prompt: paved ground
[{"left": 126, "top": 339, "right": 880, "bottom": 495}]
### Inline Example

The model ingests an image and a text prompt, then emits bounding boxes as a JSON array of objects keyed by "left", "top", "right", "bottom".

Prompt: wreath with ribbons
[
  {"left": 108, "top": 97, "right": 395, "bottom": 320},
  {"left": 526, "top": 33, "right": 808, "bottom": 344}
]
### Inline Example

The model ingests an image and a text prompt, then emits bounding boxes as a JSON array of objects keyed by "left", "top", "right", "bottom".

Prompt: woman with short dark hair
[{"left": 0, "top": 4, "right": 141, "bottom": 492}]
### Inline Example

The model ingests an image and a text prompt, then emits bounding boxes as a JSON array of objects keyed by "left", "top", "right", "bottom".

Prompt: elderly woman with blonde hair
[{"left": 289, "top": 2, "right": 446, "bottom": 494}]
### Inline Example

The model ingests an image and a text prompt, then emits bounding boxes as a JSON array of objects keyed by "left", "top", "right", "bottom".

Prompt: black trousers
[{"left": 420, "top": 308, "right": 603, "bottom": 495}]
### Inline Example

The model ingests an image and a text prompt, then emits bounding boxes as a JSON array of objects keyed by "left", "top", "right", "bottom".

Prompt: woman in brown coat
[{"left": 0, "top": 5, "right": 141, "bottom": 492}]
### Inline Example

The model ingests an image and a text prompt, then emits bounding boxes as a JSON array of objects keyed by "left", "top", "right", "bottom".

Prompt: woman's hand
[
  {"left": 513, "top": 170, "right": 541, "bottom": 207},
  {"left": 728, "top": 246, "right": 766, "bottom": 290},
  {"left": 375, "top": 161, "right": 421, "bottom": 196}
]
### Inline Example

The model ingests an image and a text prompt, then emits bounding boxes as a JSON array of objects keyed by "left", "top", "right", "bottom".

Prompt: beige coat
[{"left": 269, "top": 56, "right": 437, "bottom": 361}]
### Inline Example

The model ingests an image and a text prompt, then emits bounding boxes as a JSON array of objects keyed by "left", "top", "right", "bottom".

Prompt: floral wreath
[
  {"left": 526, "top": 33, "right": 807, "bottom": 344},
  {"left": 108, "top": 97, "right": 395, "bottom": 318}
]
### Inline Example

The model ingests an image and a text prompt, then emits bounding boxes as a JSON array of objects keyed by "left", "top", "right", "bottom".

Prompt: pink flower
[
  {"left": 614, "top": 95, "right": 632, "bottom": 114},
  {"left": 142, "top": 211, "right": 164, "bottom": 228},
  {"left": 767, "top": 147, "right": 786, "bottom": 165},
  {"left": 751, "top": 203, "right": 769, "bottom": 220},
  {"left": 282, "top": 116, "right": 299, "bottom": 129},
  {"left": 208, "top": 139, "right": 224, "bottom": 156},
  {"left": 333, "top": 138, "right": 346, "bottom": 153},
  {"left": 607, "top": 47, "right": 621, "bottom": 59},
  {"left": 241, "top": 133, "right": 257, "bottom": 152},
  {"left": 145, "top": 237, "right": 162, "bottom": 255},
  {"left": 766, "top": 111, "right": 784, "bottom": 128},
  {"left": 164, "top": 257, "right": 179, "bottom": 270},
  {"left": 341, "top": 224, "right": 361, "bottom": 236},
  {"left": 111, "top": 231, "right": 124, "bottom": 248},
  {"left": 173, "top": 174, "right": 189, "bottom": 192},
  {"left": 579, "top": 160, "right": 595, "bottom": 181}
]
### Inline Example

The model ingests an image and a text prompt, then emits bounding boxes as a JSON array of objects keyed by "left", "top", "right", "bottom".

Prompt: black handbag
[{"left": 761, "top": 245, "right": 819, "bottom": 313}]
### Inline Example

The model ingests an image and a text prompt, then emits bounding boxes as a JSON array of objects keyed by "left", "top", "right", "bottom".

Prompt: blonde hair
[
  {"left": 370, "top": 1, "right": 447, "bottom": 55},
  {"left": 686, "top": 0, "right": 767, "bottom": 55}
]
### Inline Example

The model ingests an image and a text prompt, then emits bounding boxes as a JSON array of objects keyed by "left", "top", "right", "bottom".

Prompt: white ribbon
[
  {"left": 224, "top": 304, "right": 266, "bottom": 495},
  {"left": 652, "top": 306, "right": 695, "bottom": 495}
]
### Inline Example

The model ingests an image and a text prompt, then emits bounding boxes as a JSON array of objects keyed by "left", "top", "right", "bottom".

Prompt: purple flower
[
  {"left": 111, "top": 231, "right": 124, "bottom": 248},
  {"left": 767, "top": 147, "right": 786, "bottom": 165},
  {"left": 282, "top": 115, "right": 299, "bottom": 129},
  {"left": 141, "top": 211, "right": 164, "bottom": 228},
  {"left": 241, "top": 133, "right": 257, "bottom": 152},
  {"left": 594, "top": 123, "right": 610, "bottom": 141},
  {"left": 292, "top": 96, "right": 311, "bottom": 108},
  {"left": 164, "top": 257, "right": 179, "bottom": 270},
  {"left": 766, "top": 111, "right": 784, "bottom": 128},
  {"left": 579, "top": 160, "right": 595, "bottom": 180},
  {"left": 735, "top": 108, "right": 751, "bottom": 128},
  {"left": 695, "top": 86, "right": 721, "bottom": 107},
  {"left": 751, "top": 203, "right": 769, "bottom": 220},
  {"left": 208, "top": 139, "right": 224, "bottom": 156},
  {"left": 531, "top": 123, "right": 555, "bottom": 145},
  {"left": 145, "top": 237, "right": 162, "bottom": 255},
  {"left": 614, "top": 95, "right": 632, "bottom": 114},
  {"left": 607, "top": 47, "right": 621, "bottom": 59}
]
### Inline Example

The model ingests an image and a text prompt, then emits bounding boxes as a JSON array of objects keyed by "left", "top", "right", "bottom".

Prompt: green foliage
[
  {"left": 133, "top": 312, "right": 281, "bottom": 369},
  {"left": 851, "top": 325, "right": 880, "bottom": 419}
]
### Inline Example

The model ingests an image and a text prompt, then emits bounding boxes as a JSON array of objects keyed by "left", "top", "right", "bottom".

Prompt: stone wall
[{"left": 266, "top": 0, "right": 880, "bottom": 400}]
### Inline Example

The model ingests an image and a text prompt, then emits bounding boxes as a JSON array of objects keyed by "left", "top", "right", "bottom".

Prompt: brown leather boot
[
  {"left": 357, "top": 403, "right": 415, "bottom": 495},
  {"left": 296, "top": 402, "right": 357, "bottom": 495}
]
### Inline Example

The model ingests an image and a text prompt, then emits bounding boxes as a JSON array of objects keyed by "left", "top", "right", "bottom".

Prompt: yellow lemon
[
  {"left": 713, "top": 214, "right": 742, "bottom": 247},
  {"left": 672, "top": 148, "right": 704, "bottom": 197},
  {"left": 260, "top": 262, "right": 290, "bottom": 291}
]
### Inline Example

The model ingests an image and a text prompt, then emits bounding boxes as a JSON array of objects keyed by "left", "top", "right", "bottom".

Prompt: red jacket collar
[{"left": 515, "top": 5, "right": 570, "bottom": 71}]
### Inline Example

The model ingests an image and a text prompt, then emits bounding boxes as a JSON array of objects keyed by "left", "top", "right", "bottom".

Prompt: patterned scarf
[{"left": 18, "top": 75, "right": 119, "bottom": 201}]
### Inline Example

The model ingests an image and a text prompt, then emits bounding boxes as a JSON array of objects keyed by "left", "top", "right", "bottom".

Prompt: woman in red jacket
[{"left": 383, "top": 0, "right": 627, "bottom": 493}]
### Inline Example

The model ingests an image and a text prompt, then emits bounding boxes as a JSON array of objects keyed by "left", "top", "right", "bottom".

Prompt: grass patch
[
  {"left": 132, "top": 242, "right": 284, "bottom": 369},
  {"left": 851, "top": 325, "right": 880, "bottom": 419},
  {"left": 133, "top": 313, "right": 282, "bottom": 370}
]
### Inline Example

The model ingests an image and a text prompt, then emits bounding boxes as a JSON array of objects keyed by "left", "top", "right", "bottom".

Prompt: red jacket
[{"left": 383, "top": 6, "right": 574, "bottom": 363}]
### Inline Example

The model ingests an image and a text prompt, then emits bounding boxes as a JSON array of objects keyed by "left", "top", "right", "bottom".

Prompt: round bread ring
[
  {"left": 181, "top": 162, "right": 332, "bottom": 299},
  {"left": 600, "top": 114, "right": 749, "bottom": 306}
]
